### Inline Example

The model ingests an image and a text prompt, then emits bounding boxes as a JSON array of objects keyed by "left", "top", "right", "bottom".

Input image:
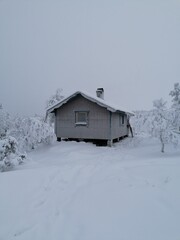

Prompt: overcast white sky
[{"left": 0, "top": 0, "right": 180, "bottom": 116}]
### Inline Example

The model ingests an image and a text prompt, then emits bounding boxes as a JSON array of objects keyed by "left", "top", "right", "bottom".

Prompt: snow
[
  {"left": 0, "top": 136, "right": 180, "bottom": 240},
  {"left": 46, "top": 90, "right": 134, "bottom": 116}
]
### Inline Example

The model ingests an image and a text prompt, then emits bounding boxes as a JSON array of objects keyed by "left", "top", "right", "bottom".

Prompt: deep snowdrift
[{"left": 0, "top": 136, "right": 180, "bottom": 240}]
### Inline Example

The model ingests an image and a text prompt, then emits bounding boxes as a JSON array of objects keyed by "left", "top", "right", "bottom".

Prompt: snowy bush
[
  {"left": 131, "top": 99, "right": 179, "bottom": 152},
  {"left": 169, "top": 83, "right": 180, "bottom": 131},
  {"left": 151, "top": 99, "right": 178, "bottom": 152},
  {"left": 131, "top": 110, "right": 152, "bottom": 135},
  {"left": 170, "top": 82, "right": 180, "bottom": 110},
  {"left": 0, "top": 136, "right": 26, "bottom": 172},
  {"left": 0, "top": 105, "right": 27, "bottom": 171},
  {"left": 0, "top": 105, "right": 12, "bottom": 138},
  {"left": 0, "top": 103, "right": 56, "bottom": 171},
  {"left": 10, "top": 116, "right": 56, "bottom": 152}
]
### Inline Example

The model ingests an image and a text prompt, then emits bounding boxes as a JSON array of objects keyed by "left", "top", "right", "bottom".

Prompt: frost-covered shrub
[
  {"left": 131, "top": 99, "right": 179, "bottom": 152},
  {"left": 131, "top": 110, "right": 152, "bottom": 135},
  {"left": 0, "top": 104, "right": 55, "bottom": 171},
  {"left": 0, "top": 105, "right": 11, "bottom": 138},
  {"left": 151, "top": 99, "right": 178, "bottom": 152},
  {"left": 10, "top": 116, "right": 56, "bottom": 152},
  {"left": 0, "top": 106, "right": 26, "bottom": 171},
  {"left": 170, "top": 83, "right": 180, "bottom": 110},
  {"left": 169, "top": 83, "right": 180, "bottom": 131},
  {"left": 0, "top": 136, "right": 26, "bottom": 172}
]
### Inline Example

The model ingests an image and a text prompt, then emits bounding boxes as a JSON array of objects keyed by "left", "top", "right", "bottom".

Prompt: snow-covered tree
[
  {"left": 46, "top": 88, "right": 64, "bottom": 108},
  {"left": 170, "top": 83, "right": 180, "bottom": 109},
  {"left": 46, "top": 88, "right": 64, "bottom": 126},
  {"left": 169, "top": 83, "right": 180, "bottom": 131},
  {"left": 0, "top": 103, "right": 56, "bottom": 171},
  {"left": 0, "top": 104, "right": 11, "bottom": 139},
  {"left": 150, "top": 99, "right": 178, "bottom": 152},
  {"left": 131, "top": 110, "right": 152, "bottom": 135},
  {"left": 10, "top": 116, "right": 55, "bottom": 152},
  {"left": 0, "top": 136, "right": 25, "bottom": 172},
  {"left": 0, "top": 106, "right": 26, "bottom": 171},
  {"left": 131, "top": 99, "right": 179, "bottom": 152}
]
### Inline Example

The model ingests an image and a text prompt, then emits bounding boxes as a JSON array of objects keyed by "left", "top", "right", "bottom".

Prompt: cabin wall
[
  {"left": 55, "top": 95, "right": 110, "bottom": 140},
  {"left": 111, "top": 112, "right": 128, "bottom": 139}
]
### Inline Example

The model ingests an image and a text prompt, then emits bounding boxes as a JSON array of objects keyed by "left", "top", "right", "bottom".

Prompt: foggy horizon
[{"left": 0, "top": 0, "right": 180, "bottom": 116}]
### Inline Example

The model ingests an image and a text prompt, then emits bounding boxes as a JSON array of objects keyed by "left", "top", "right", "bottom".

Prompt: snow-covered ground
[{"left": 0, "top": 136, "right": 180, "bottom": 240}]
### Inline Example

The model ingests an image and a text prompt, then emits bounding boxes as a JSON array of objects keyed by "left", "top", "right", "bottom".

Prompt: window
[
  {"left": 75, "top": 111, "right": 88, "bottom": 126},
  {"left": 119, "top": 114, "right": 125, "bottom": 125},
  {"left": 121, "top": 115, "right": 125, "bottom": 125}
]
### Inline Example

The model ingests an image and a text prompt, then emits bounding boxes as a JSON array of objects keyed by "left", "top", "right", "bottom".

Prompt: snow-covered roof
[{"left": 46, "top": 91, "right": 134, "bottom": 116}]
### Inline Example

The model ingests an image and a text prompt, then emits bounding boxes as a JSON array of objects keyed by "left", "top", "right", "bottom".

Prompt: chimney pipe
[{"left": 96, "top": 88, "right": 104, "bottom": 99}]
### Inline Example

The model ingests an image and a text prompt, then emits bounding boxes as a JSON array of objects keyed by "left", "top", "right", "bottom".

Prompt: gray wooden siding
[
  {"left": 55, "top": 94, "right": 128, "bottom": 140},
  {"left": 55, "top": 94, "right": 110, "bottom": 140},
  {"left": 111, "top": 113, "right": 128, "bottom": 139}
]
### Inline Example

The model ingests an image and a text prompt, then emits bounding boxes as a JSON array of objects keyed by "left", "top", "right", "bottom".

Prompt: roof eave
[
  {"left": 46, "top": 91, "right": 80, "bottom": 114},
  {"left": 46, "top": 91, "right": 134, "bottom": 116}
]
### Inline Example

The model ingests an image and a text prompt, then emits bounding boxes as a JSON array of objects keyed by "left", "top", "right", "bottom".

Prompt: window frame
[
  {"left": 75, "top": 111, "right": 89, "bottom": 126},
  {"left": 119, "top": 114, "right": 125, "bottom": 126}
]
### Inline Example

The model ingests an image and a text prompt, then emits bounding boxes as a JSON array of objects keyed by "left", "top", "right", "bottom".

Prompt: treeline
[
  {"left": 0, "top": 106, "right": 55, "bottom": 171},
  {"left": 0, "top": 89, "right": 65, "bottom": 171}
]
